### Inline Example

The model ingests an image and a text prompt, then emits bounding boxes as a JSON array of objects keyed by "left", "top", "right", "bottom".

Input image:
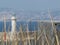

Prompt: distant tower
[
  {"left": 11, "top": 15, "right": 16, "bottom": 32},
  {"left": 10, "top": 15, "right": 16, "bottom": 40}
]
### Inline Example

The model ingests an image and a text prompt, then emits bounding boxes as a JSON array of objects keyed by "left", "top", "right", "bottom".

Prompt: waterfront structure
[{"left": 10, "top": 16, "right": 16, "bottom": 41}]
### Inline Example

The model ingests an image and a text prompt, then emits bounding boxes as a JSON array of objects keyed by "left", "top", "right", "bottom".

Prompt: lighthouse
[
  {"left": 10, "top": 15, "right": 16, "bottom": 41},
  {"left": 11, "top": 16, "right": 16, "bottom": 32}
]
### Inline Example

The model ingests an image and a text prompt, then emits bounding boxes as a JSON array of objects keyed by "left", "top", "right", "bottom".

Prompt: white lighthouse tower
[
  {"left": 10, "top": 15, "right": 16, "bottom": 40},
  {"left": 11, "top": 16, "right": 16, "bottom": 32}
]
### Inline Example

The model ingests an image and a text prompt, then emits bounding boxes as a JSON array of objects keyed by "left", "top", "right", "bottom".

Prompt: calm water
[
  {"left": 0, "top": 21, "right": 38, "bottom": 32},
  {"left": 0, "top": 21, "right": 60, "bottom": 32}
]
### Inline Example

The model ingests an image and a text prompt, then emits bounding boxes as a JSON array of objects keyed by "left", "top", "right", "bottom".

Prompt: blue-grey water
[
  {"left": 0, "top": 21, "right": 60, "bottom": 32},
  {"left": 0, "top": 21, "right": 38, "bottom": 32}
]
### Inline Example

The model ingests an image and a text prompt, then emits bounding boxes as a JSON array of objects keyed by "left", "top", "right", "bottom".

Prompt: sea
[
  {"left": 0, "top": 21, "right": 60, "bottom": 32},
  {"left": 0, "top": 21, "right": 38, "bottom": 32}
]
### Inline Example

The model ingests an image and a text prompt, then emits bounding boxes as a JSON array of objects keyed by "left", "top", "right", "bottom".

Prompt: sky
[{"left": 0, "top": 0, "right": 60, "bottom": 11}]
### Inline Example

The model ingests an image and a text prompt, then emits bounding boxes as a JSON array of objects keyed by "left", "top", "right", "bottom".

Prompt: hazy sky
[{"left": 0, "top": 0, "right": 60, "bottom": 11}]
